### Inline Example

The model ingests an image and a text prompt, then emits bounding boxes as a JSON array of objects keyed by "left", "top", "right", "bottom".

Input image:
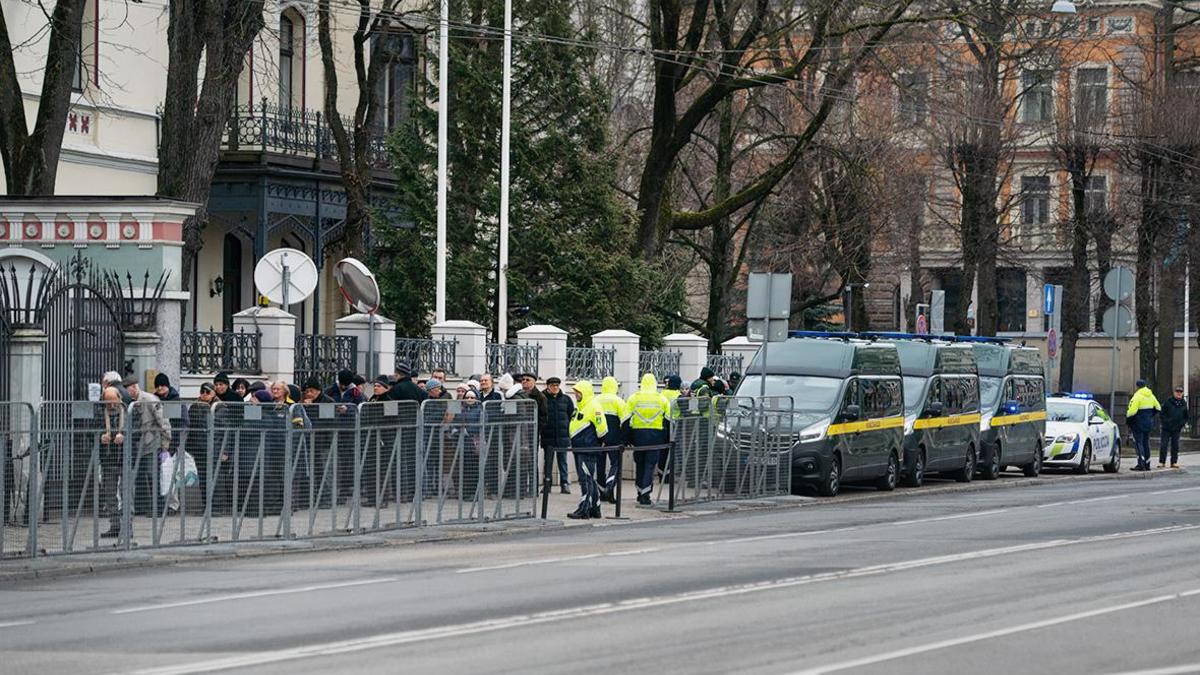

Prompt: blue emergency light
[{"left": 1070, "top": 392, "right": 1094, "bottom": 400}]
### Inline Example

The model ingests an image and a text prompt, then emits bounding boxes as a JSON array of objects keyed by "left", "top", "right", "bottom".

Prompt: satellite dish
[
  {"left": 334, "top": 257, "right": 381, "bottom": 314},
  {"left": 254, "top": 248, "right": 319, "bottom": 307}
]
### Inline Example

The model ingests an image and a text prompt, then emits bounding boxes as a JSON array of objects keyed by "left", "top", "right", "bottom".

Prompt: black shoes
[
  {"left": 600, "top": 489, "right": 616, "bottom": 504},
  {"left": 567, "top": 508, "right": 589, "bottom": 519},
  {"left": 636, "top": 494, "right": 653, "bottom": 508},
  {"left": 589, "top": 506, "right": 602, "bottom": 519},
  {"left": 100, "top": 524, "right": 121, "bottom": 539},
  {"left": 560, "top": 484, "right": 571, "bottom": 495}
]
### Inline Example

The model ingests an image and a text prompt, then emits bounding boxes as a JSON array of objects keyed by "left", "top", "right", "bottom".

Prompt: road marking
[
  {"left": 786, "top": 587, "right": 1200, "bottom": 675},
  {"left": 1108, "top": 662, "right": 1200, "bottom": 675},
  {"left": 457, "top": 548, "right": 661, "bottom": 574},
  {"left": 712, "top": 526, "right": 859, "bottom": 545},
  {"left": 123, "top": 524, "right": 1200, "bottom": 675},
  {"left": 1038, "top": 494, "right": 1131, "bottom": 508},
  {"left": 0, "top": 620, "right": 36, "bottom": 629},
  {"left": 1148, "top": 486, "right": 1200, "bottom": 495},
  {"left": 889, "top": 509, "right": 1008, "bottom": 525},
  {"left": 110, "top": 578, "right": 398, "bottom": 615}
]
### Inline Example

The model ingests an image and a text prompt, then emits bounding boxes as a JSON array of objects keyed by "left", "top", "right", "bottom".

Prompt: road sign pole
[{"left": 761, "top": 273, "right": 771, "bottom": 399}]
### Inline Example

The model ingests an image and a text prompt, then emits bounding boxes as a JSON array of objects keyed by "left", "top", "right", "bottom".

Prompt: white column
[
  {"left": 517, "top": 324, "right": 567, "bottom": 380},
  {"left": 720, "top": 336, "right": 761, "bottom": 374},
  {"left": 234, "top": 307, "right": 296, "bottom": 384},
  {"left": 663, "top": 333, "right": 709, "bottom": 385},
  {"left": 335, "top": 313, "right": 397, "bottom": 378},
  {"left": 593, "top": 329, "right": 640, "bottom": 397},
  {"left": 433, "top": 320, "right": 487, "bottom": 379}
]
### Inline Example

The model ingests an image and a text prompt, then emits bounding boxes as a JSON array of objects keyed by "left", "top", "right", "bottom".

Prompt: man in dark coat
[
  {"left": 1160, "top": 385, "right": 1187, "bottom": 469},
  {"left": 542, "top": 377, "right": 574, "bottom": 493},
  {"left": 387, "top": 360, "right": 428, "bottom": 403},
  {"left": 214, "top": 372, "right": 242, "bottom": 403}
]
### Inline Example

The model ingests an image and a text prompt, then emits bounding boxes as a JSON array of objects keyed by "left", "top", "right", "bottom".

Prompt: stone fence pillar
[
  {"left": 234, "top": 307, "right": 296, "bottom": 384},
  {"left": 721, "top": 336, "right": 761, "bottom": 373},
  {"left": 336, "top": 313, "right": 396, "bottom": 378},
  {"left": 593, "top": 329, "right": 640, "bottom": 397},
  {"left": 433, "top": 320, "right": 486, "bottom": 379},
  {"left": 662, "top": 333, "right": 708, "bottom": 386},
  {"left": 517, "top": 324, "right": 567, "bottom": 381}
]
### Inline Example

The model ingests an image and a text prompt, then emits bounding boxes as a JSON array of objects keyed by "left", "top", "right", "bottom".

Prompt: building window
[
  {"left": 1020, "top": 175, "right": 1051, "bottom": 226},
  {"left": 279, "top": 14, "right": 298, "bottom": 108},
  {"left": 997, "top": 269, "right": 1028, "bottom": 333},
  {"left": 1022, "top": 70, "right": 1053, "bottom": 123},
  {"left": 897, "top": 71, "right": 929, "bottom": 125},
  {"left": 371, "top": 31, "right": 417, "bottom": 131},
  {"left": 1085, "top": 17, "right": 1100, "bottom": 35},
  {"left": 1084, "top": 175, "right": 1107, "bottom": 216},
  {"left": 1106, "top": 16, "right": 1134, "bottom": 34},
  {"left": 1076, "top": 67, "right": 1107, "bottom": 125}
]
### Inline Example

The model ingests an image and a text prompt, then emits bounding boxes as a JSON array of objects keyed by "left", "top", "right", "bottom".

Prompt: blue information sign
[{"left": 1044, "top": 284, "right": 1056, "bottom": 315}]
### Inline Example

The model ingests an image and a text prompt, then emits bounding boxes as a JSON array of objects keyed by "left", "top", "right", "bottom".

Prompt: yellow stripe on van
[
  {"left": 989, "top": 410, "right": 1047, "bottom": 427},
  {"left": 912, "top": 413, "right": 983, "bottom": 430},
  {"left": 827, "top": 416, "right": 905, "bottom": 436}
]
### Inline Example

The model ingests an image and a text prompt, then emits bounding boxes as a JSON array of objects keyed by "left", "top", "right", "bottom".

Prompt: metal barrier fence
[
  {"left": 1, "top": 398, "right": 539, "bottom": 559},
  {"left": 663, "top": 396, "right": 794, "bottom": 504}
]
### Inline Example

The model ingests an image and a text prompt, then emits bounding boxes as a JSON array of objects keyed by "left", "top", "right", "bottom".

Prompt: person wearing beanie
[
  {"left": 154, "top": 373, "right": 180, "bottom": 402},
  {"left": 213, "top": 372, "right": 241, "bottom": 403},
  {"left": 370, "top": 376, "right": 392, "bottom": 402},
  {"left": 1127, "top": 377, "right": 1161, "bottom": 471},
  {"left": 302, "top": 378, "right": 333, "bottom": 404},
  {"left": 691, "top": 367, "right": 717, "bottom": 399},
  {"left": 325, "top": 368, "right": 365, "bottom": 407},
  {"left": 426, "top": 378, "right": 445, "bottom": 400},
  {"left": 387, "top": 360, "right": 428, "bottom": 403}
]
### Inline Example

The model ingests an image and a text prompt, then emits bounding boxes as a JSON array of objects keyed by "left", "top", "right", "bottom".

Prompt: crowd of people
[{"left": 90, "top": 359, "right": 740, "bottom": 535}]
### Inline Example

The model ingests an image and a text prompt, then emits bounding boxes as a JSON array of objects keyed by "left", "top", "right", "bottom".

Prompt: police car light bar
[
  {"left": 788, "top": 331, "right": 857, "bottom": 340},
  {"left": 859, "top": 332, "right": 936, "bottom": 342},
  {"left": 1070, "top": 392, "right": 1094, "bottom": 400}
]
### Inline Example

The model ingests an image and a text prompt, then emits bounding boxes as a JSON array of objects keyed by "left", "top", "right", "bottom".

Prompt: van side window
[
  {"left": 963, "top": 378, "right": 980, "bottom": 413},
  {"left": 944, "top": 377, "right": 963, "bottom": 415},
  {"left": 928, "top": 378, "right": 943, "bottom": 407},
  {"left": 841, "top": 379, "right": 859, "bottom": 414},
  {"left": 1012, "top": 378, "right": 1043, "bottom": 411},
  {"left": 880, "top": 379, "right": 903, "bottom": 417},
  {"left": 862, "top": 378, "right": 902, "bottom": 418}
]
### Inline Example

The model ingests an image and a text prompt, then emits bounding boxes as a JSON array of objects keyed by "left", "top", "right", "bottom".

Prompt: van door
[
  {"left": 860, "top": 377, "right": 903, "bottom": 475},
  {"left": 834, "top": 378, "right": 868, "bottom": 478}
]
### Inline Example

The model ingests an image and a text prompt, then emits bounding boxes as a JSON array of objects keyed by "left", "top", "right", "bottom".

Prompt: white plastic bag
[{"left": 160, "top": 452, "right": 199, "bottom": 496}]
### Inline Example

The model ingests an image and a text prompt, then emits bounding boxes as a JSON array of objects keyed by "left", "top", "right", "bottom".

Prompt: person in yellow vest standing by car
[
  {"left": 1126, "top": 378, "right": 1161, "bottom": 471},
  {"left": 568, "top": 381, "right": 609, "bottom": 519},
  {"left": 594, "top": 377, "right": 628, "bottom": 504},
  {"left": 626, "top": 373, "right": 672, "bottom": 507}
]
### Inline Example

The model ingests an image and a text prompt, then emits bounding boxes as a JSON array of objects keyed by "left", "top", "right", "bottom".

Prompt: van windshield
[
  {"left": 903, "top": 376, "right": 927, "bottom": 415},
  {"left": 980, "top": 376, "right": 1002, "bottom": 412},
  {"left": 736, "top": 375, "right": 843, "bottom": 413}
]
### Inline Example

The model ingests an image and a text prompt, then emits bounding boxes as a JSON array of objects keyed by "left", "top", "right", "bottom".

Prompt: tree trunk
[
  {"left": 704, "top": 99, "right": 735, "bottom": 352},
  {"left": 1156, "top": 258, "right": 1180, "bottom": 393},
  {"left": 1059, "top": 149, "right": 1092, "bottom": 392},
  {"left": 1093, "top": 217, "right": 1115, "bottom": 332}
]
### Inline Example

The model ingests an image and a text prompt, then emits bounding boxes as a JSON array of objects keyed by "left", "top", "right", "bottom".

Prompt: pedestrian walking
[
  {"left": 568, "top": 380, "right": 608, "bottom": 520},
  {"left": 625, "top": 373, "right": 671, "bottom": 507},
  {"left": 1160, "top": 385, "right": 1187, "bottom": 469},
  {"left": 594, "top": 376, "right": 627, "bottom": 503},
  {"left": 542, "top": 377, "right": 574, "bottom": 494},
  {"left": 1126, "top": 378, "right": 1161, "bottom": 471}
]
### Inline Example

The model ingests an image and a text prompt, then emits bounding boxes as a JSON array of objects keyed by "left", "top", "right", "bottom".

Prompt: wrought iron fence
[
  {"left": 565, "top": 346, "right": 616, "bottom": 381},
  {"left": 294, "top": 334, "right": 358, "bottom": 385},
  {"left": 639, "top": 350, "right": 682, "bottom": 380},
  {"left": 394, "top": 337, "right": 457, "bottom": 376},
  {"left": 486, "top": 343, "right": 540, "bottom": 377},
  {"left": 181, "top": 330, "right": 262, "bottom": 375},
  {"left": 706, "top": 353, "right": 744, "bottom": 380},
  {"left": 222, "top": 100, "right": 390, "bottom": 169}
]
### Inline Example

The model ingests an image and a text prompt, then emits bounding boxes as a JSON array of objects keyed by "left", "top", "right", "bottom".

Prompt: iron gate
[
  {"left": 0, "top": 315, "right": 10, "bottom": 402},
  {"left": 41, "top": 274, "right": 125, "bottom": 402}
]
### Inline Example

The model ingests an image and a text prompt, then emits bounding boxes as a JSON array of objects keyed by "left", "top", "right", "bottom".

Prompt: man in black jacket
[
  {"left": 1160, "top": 385, "right": 1187, "bottom": 469},
  {"left": 388, "top": 360, "right": 428, "bottom": 403},
  {"left": 542, "top": 377, "right": 574, "bottom": 494}
]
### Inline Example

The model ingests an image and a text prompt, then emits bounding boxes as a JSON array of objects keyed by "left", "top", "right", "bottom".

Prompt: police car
[{"left": 1043, "top": 394, "right": 1121, "bottom": 474}]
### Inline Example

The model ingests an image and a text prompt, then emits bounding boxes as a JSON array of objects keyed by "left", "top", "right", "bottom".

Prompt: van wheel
[
  {"left": 1022, "top": 446, "right": 1042, "bottom": 477},
  {"left": 818, "top": 455, "right": 841, "bottom": 497},
  {"left": 1103, "top": 443, "right": 1121, "bottom": 473},
  {"left": 902, "top": 450, "right": 925, "bottom": 488},
  {"left": 955, "top": 446, "right": 977, "bottom": 483},
  {"left": 1074, "top": 442, "right": 1092, "bottom": 475},
  {"left": 876, "top": 452, "right": 898, "bottom": 492},
  {"left": 979, "top": 445, "right": 1001, "bottom": 481}
]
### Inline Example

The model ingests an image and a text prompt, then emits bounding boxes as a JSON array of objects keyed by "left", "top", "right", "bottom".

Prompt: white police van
[{"left": 1043, "top": 394, "right": 1121, "bottom": 474}]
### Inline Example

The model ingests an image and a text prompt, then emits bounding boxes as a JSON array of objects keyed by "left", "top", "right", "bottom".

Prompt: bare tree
[{"left": 0, "top": 0, "right": 86, "bottom": 194}]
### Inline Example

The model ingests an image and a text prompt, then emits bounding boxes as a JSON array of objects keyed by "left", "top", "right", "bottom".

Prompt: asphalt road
[{"left": 2, "top": 469, "right": 1199, "bottom": 675}]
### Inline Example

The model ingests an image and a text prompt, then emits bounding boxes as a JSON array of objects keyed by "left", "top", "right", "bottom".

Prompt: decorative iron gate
[
  {"left": 41, "top": 262, "right": 125, "bottom": 401},
  {"left": 0, "top": 314, "right": 10, "bottom": 402}
]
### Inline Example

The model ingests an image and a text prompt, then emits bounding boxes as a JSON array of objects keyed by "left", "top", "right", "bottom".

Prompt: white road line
[
  {"left": 110, "top": 578, "right": 398, "bottom": 615},
  {"left": 889, "top": 509, "right": 1009, "bottom": 525},
  {"left": 0, "top": 620, "right": 36, "bottom": 629},
  {"left": 786, "top": 587, "right": 1200, "bottom": 675},
  {"left": 1038, "top": 494, "right": 1131, "bottom": 508},
  {"left": 712, "top": 526, "right": 860, "bottom": 545},
  {"left": 123, "top": 524, "right": 1200, "bottom": 675},
  {"left": 1149, "top": 486, "right": 1200, "bottom": 495},
  {"left": 1108, "top": 662, "right": 1200, "bottom": 675},
  {"left": 457, "top": 548, "right": 661, "bottom": 574}
]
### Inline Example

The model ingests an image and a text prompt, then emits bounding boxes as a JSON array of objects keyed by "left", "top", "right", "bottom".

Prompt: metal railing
[
  {"left": 639, "top": 350, "right": 681, "bottom": 380},
  {"left": 180, "top": 329, "right": 262, "bottom": 375},
  {"left": 222, "top": 100, "right": 390, "bottom": 169},
  {"left": 705, "top": 353, "right": 744, "bottom": 380},
  {"left": 486, "top": 343, "right": 540, "bottom": 377},
  {"left": 565, "top": 346, "right": 616, "bottom": 381},
  {"left": 394, "top": 337, "right": 457, "bottom": 376},
  {"left": 1, "top": 398, "right": 539, "bottom": 559},
  {"left": 294, "top": 334, "right": 358, "bottom": 385}
]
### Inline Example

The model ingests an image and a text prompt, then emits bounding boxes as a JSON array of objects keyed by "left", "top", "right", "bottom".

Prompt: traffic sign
[
  {"left": 1103, "top": 267, "right": 1135, "bottom": 303},
  {"left": 1044, "top": 284, "right": 1056, "bottom": 315},
  {"left": 1047, "top": 328, "right": 1058, "bottom": 358},
  {"left": 1102, "top": 304, "right": 1134, "bottom": 337},
  {"left": 915, "top": 314, "right": 928, "bottom": 334}
]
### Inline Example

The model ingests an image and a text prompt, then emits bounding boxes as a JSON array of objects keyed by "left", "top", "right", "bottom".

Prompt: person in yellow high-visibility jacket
[
  {"left": 568, "top": 380, "right": 609, "bottom": 519},
  {"left": 594, "top": 376, "right": 628, "bottom": 503},
  {"left": 625, "top": 373, "right": 672, "bottom": 507},
  {"left": 1126, "top": 378, "right": 1161, "bottom": 471}
]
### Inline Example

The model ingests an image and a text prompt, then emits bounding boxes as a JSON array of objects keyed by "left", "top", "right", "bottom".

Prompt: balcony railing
[
  {"left": 180, "top": 330, "right": 261, "bottom": 375},
  {"left": 705, "top": 353, "right": 744, "bottom": 380},
  {"left": 638, "top": 350, "right": 681, "bottom": 380},
  {"left": 565, "top": 346, "right": 615, "bottom": 381},
  {"left": 486, "top": 343, "right": 540, "bottom": 377},
  {"left": 222, "top": 100, "right": 390, "bottom": 169},
  {"left": 395, "top": 337, "right": 457, "bottom": 376},
  {"left": 294, "top": 334, "right": 358, "bottom": 386}
]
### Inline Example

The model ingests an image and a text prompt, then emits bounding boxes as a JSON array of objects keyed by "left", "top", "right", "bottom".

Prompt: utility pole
[
  {"left": 497, "top": 0, "right": 512, "bottom": 343},
  {"left": 435, "top": 0, "right": 449, "bottom": 324}
]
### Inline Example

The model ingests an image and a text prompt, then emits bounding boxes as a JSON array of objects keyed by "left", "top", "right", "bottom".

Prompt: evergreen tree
[{"left": 377, "top": 0, "right": 679, "bottom": 342}]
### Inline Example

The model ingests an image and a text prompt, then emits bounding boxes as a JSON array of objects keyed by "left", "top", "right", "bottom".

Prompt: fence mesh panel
[
  {"left": 1, "top": 402, "right": 36, "bottom": 558},
  {"left": 480, "top": 400, "right": 538, "bottom": 520},
  {"left": 420, "top": 399, "right": 483, "bottom": 523},
  {"left": 354, "top": 401, "right": 420, "bottom": 532}
]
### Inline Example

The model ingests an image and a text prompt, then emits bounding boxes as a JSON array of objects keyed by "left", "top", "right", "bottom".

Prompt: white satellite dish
[
  {"left": 334, "top": 257, "right": 381, "bottom": 314},
  {"left": 254, "top": 248, "right": 318, "bottom": 307}
]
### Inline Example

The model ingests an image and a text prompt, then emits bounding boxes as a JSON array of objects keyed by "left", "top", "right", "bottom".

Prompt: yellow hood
[
  {"left": 639, "top": 373, "right": 658, "bottom": 394},
  {"left": 572, "top": 380, "right": 595, "bottom": 403},
  {"left": 601, "top": 377, "right": 619, "bottom": 395}
]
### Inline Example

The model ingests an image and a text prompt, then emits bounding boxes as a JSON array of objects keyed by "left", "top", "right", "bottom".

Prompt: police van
[
  {"left": 862, "top": 334, "right": 981, "bottom": 487},
  {"left": 737, "top": 332, "right": 905, "bottom": 497},
  {"left": 959, "top": 338, "right": 1047, "bottom": 479}
]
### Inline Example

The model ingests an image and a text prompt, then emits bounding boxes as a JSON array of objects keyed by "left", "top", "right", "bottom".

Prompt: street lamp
[{"left": 844, "top": 282, "right": 870, "bottom": 333}]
